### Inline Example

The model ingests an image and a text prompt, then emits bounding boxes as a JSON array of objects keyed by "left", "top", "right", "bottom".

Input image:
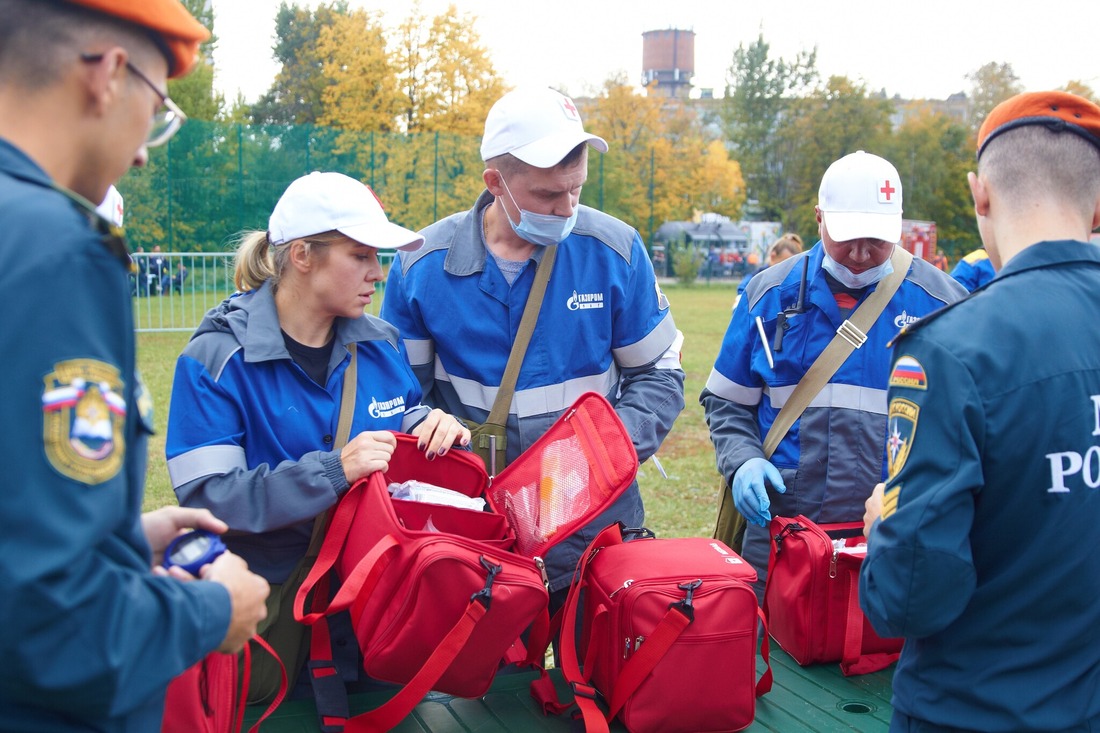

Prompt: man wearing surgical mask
[
  {"left": 382, "top": 86, "right": 685, "bottom": 613},
  {"left": 701, "top": 151, "right": 966, "bottom": 597}
]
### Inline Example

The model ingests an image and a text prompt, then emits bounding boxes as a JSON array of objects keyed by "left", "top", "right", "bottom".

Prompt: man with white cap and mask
[
  {"left": 382, "top": 86, "right": 685, "bottom": 612},
  {"left": 701, "top": 150, "right": 965, "bottom": 595}
]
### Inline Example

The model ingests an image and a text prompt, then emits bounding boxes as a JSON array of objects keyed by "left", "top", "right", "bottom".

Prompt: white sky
[{"left": 210, "top": 0, "right": 1100, "bottom": 105}]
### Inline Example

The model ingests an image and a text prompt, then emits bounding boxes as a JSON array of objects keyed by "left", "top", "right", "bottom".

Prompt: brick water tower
[{"left": 641, "top": 28, "right": 695, "bottom": 98}]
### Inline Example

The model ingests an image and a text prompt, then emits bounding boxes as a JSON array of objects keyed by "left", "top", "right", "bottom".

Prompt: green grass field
[{"left": 137, "top": 282, "right": 739, "bottom": 539}]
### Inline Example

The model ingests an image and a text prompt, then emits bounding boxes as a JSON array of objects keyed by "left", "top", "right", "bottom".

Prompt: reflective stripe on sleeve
[
  {"left": 613, "top": 312, "right": 680, "bottom": 368},
  {"left": 704, "top": 368, "right": 762, "bottom": 406},
  {"left": 167, "top": 444, "right": 248, "bottom": 488}
]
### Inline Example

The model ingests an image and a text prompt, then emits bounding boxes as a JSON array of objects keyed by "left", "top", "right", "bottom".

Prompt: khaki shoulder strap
[
  {"left": 762, "top": 246, "right": 913, "bottom": 459},
  {"left": 307, "top": 344, "right": 359, "bottom": 551},
  {"left": 485, "top": 244, "right": 558, "bottom": 425}
]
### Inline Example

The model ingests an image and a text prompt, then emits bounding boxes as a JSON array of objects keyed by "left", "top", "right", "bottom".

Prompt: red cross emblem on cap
[
  {"left": 560, "top": 96, "right": 580, "bottom": 121},
  {"left": 878, "top": 179, "right": 896, "bottom": 203}
]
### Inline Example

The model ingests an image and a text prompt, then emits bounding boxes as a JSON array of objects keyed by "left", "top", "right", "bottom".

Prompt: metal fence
[{"left": 130, "top": 251, "right": 393, "bottom": 332}]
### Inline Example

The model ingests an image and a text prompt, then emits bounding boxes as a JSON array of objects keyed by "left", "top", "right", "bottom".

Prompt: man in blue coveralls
[
  {"left": 382, "top": 86, "right": 685, "bottom": 611},
  {"left": 702, "top": 150, "right": 965, "bottom": 593},
  {"left": 0, "top": 1, "right": 269, "bottom": 730},
  {"left": 861, "top": 91, "right": 1100, "bottom": 732}
]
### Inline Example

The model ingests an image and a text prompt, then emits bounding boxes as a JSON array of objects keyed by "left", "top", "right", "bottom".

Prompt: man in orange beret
[
  {"left": 860, "top": 90, "right": 1100, "bottom": 732},
  {"left": 0, "top": 1, "right": 269, "bottom": 730}
]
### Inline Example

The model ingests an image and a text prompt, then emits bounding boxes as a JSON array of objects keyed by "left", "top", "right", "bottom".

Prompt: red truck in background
[{"left": 900, "top": 219, "right": 937, "bottom": 262}]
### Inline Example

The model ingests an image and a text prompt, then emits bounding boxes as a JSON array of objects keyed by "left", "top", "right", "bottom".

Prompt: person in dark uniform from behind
[
  {"left": 0, "top": 1, "right": 269, "bottom": 730},
  {"left": 860, "top": 91, "right": 1100, "bottom": 732}
]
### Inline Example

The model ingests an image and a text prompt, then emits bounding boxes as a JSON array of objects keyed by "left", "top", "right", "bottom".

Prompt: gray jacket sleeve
[
  {"left": 700, "top": 387, "right": 765, "bottom": 484},
  {"left": 174, "top": 450, "right": 348, "bottom": 533},
  {"left": 616, "top": 362, "right": 686, "bottom": 464}
]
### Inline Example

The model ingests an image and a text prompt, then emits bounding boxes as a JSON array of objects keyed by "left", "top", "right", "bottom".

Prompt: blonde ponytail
[{"left": 233, "top": 231, "right": 279, "bottom": 292}]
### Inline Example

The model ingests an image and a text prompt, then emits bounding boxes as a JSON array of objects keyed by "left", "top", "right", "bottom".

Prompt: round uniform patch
[
  {"left": 42, "top": 359, "right": 126, "bottom": 484},
  {"left": 887, "top": 397, "right": 919, "bottom": 481}
]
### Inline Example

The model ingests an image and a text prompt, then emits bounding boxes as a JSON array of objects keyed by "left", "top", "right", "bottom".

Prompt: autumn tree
[
  {"left": 965, "top": 62, "right": 1023, "bottom": 134},
  {"left": 316, "top": 9, "right": 401, "bottom": 132},
  {"left": 719, "top": 33, "right": 818, "bottom": 223},
  {"left": 584, "top": 76, "right": 744, "bottom": 244},
  {"left": 393, "top": 3, "right": 503, "bottom": 136},
  {"left": 370, "top": 3, "right": 502, "bottom": 228},
  {"left": 165, "top": 0, "right": 222, "bottom": 121},
  {"left": 251, "top": 1, "right": 349, "bottom": 125}
]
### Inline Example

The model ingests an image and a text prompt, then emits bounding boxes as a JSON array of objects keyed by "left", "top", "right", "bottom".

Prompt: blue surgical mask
[
  {"left": 821, "top": 247, "right": 894, "bottom": 289},
  {"left": 498, "top": 174, "right": 577, "bottom": 247}
]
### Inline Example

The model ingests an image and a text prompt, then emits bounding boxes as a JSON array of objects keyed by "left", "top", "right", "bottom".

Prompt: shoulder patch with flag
[
  {"left": 42, "top": 359, "right": 126, "bottom": 484},
  {"left": 889, "top": 355, "right": 927, "bottom": 390}
]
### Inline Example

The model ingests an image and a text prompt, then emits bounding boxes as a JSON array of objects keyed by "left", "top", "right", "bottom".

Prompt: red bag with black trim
[{"left": 764, "top": 515, "right": 902, "bottom": 676}]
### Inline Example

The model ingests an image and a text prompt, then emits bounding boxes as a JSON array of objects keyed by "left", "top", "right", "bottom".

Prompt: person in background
[
  {"left": 702, "top": 150, "right": 966, "bottom": 595},
  {"left": 382, "top": 86, "right": 685, "bottom": 612},
  {"left": 149, "top": 243, "right": 168, "bottom": 294},
  {"left": 166, "top": 171, "right": 471, "bottom": 702},
  {"left": 950, "top": 246, "right": 995, "bottom": 291},
  {"left": 0, "top": 1, "right": 269, "bottom": 730},
  {"left": 736, "top": 232, "right": 804, "bottom": 304},
  {"left": 928, "top": 247, "right": 948, "bottom": 272},
  {"left": 860, "top": 92, "right": 1100, "bottom": 733}
]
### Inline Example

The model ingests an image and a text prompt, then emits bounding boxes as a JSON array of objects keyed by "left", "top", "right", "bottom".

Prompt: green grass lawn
[{"left": 138, "top": 282, "right": 739, "bottom": 539}]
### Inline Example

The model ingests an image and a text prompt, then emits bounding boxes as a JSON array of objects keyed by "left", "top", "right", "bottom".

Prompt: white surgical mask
[
  {"left": 821, "top": 248, "right": 893, "bottom": 289},
  {"left": 498, "top": 174, "right": 577, "bottom": 247}
]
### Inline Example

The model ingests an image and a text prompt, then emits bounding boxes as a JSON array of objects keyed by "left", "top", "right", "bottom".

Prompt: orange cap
[
  {"left": 977, "top": 91, "right": 1100, "bottom": 160},
  {"left": 62, "top": 0, "right": 210, "bottom": 78}
]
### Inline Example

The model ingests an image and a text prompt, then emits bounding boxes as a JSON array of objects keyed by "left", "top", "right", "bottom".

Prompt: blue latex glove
[{"left": 731, "top": 457, "right": 786, "bottom": 527}]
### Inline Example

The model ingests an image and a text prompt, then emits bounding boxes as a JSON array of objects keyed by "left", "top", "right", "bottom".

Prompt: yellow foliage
[
  {"left": 316, "top": 10, "right": 402, "bottom": 133},
  {"left": 583, "top": 78, "right": 745, "bottom": 242}
]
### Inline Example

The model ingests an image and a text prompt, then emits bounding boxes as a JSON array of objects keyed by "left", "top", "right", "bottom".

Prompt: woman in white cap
[{"left": 164, "top": 171, "right": 470, "bottom": 702}]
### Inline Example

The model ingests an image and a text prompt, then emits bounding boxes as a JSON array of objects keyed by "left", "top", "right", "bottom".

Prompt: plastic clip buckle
[
  {"left": 471, "top": 556, "right": 503, "bottom": 609},
  {"left": 670, "top": 579, "right": 702, "bottom": 623}
]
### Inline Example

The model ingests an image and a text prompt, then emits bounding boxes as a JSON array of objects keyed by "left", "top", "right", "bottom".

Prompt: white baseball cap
[
  {"left": 480, "top": 87, "right": 608, "bottom": 168},
  {"left": 268, "top": 172, "right": 424, "bottom": 251},
  {"left": 96, "top": 185, "right": 124, "bottom": 227},
  {"left": 817, "top": 151, "right": 903, "bottom": 244}
]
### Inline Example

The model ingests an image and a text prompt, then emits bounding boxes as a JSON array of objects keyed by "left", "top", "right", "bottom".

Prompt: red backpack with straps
[{"left": 534, "top": 523, "right": 773, "bottom": 733}]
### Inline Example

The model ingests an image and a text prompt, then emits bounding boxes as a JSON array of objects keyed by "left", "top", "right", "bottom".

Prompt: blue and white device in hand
[{"left": 163, "top": 529, "right": 227, "bottom": 576}]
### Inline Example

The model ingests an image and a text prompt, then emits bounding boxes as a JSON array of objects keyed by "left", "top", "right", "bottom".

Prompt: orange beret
[
  {"left": 62, "top": 0, "right": 210, "bottom": 78},
  {"left": 977, "top": 91, "right": 1100, "bottom": 159}
]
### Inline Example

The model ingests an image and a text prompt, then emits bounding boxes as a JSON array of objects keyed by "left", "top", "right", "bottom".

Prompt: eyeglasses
[{"left": 80, "top": 53, "right": 187, "bottom": 148}]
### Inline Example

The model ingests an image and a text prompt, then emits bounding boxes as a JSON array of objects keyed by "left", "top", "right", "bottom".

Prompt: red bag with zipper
[
  {"left": 293, "top": 391, "right": 638, "bottom": 731},
  {"left": 764, "top": 514, "right": 902, "bottom": 676},
  {"left": 533, "top": 523, "right": 773, "bottom": 733}
]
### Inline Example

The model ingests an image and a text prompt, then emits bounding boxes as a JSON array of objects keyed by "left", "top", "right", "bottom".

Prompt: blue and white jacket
[
  {"left": 166, "top": 281, "right": 431, "bottom": 583},
  {"left": 701, "top": 242, "right": 966, "bottom": 582},
  {"left": 381, "top": 190, "right": 685, "bottom": 591}
]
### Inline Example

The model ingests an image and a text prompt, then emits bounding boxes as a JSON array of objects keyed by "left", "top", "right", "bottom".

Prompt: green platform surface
[{"left": 244, "top": 647, "right": 894, "bottom": 732}]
